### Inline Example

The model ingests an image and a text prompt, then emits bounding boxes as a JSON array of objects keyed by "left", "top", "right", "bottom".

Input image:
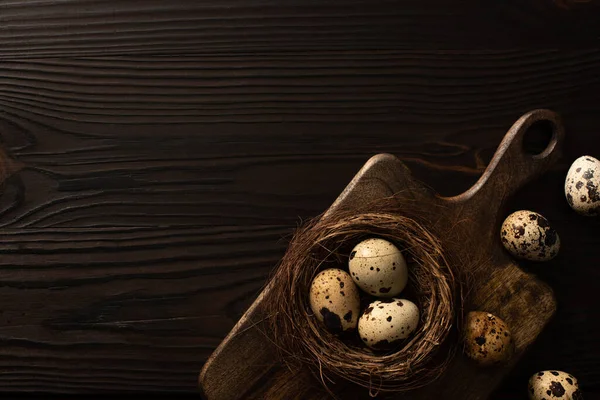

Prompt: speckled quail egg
[
  {"left": 348, "top": 238, "right": 408, "bottom": 297},
  {"left": 309, "top": 268, "right": 360, "bottom": 333},
  {"left": 463, "top": 311, "right": 513, "bottom": 366},
  {"left": 358, "top": 298, "right": 419, "bottom": 349},
  {"left": 565, "top": 155, "right": 600, "bottom": 216},
  {"left": 528, "top": 370, "right": 582, "bottom": 400},
  {"left": 500, "top": 210, "right": 560, "bottom": 262}
]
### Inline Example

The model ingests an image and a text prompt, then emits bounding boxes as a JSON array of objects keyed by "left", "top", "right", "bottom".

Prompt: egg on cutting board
[
  {"left": 565, "top": 155, "right": 600, "bottom": 216},
  {"left": 358, "top": 298, "right": 419, "bottom": 349},
  {"left": 348, "top": 238, "right": 408, "bottom": 297},
  {"left": 309, "top": 268, "right": 360, "bottom": 333},
  {"left": 463, "top": 311, "right": 513, "bottom": 366},
  {"left": 500, "top": 210, "right": 560, "bottom": 262}
]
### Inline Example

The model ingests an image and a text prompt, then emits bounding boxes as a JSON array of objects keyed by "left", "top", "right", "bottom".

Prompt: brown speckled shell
[
  {"left": 357, "top": 298, "right": 419, "bottom": 349},
  {"left": 309, "top": 268, "right": 360, "bottom": 333},
  {"left": 348, "top": 238, "right": 408, "bottom": 297},
  {"left": 528, "top": 370, "right": 582, "bottom": 400},
  {"left": 500, "top": 210, "right": 560, "bottom": 262},
  {"left": 565, "top": 155, "right": 600, "bottom": 216},
  {"left": 463, "top": 311, "right": 514, "bottom": 367}
]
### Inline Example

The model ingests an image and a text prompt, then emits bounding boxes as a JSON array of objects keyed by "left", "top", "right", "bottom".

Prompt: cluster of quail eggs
[
  {"left": 475, "top": 157, "right": 594, "bottom": 398},
  {"left": 463, "top": 309, "right": 583, "bottom": 398},
  {"left": 309, "top": 157, "right": 594, "bottom": 392},
  {"left": 453, "top": 307, "right": 582, "bottom": 400},
  {"left": 499, "top": 155, "right": 600, "bottom": 263},
  {"left": 309, "top": 237, "right": 420, "bottom": 350}
]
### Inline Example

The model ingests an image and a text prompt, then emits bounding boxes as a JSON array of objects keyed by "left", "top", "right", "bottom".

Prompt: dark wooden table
[{"left": 0, "top": 1, "right": 599, "bottom": 398}]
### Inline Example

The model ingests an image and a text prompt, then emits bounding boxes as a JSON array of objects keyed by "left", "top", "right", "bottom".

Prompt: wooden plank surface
[
  {"left": 0, "top": 0, "right": 599, "bottom": 58},
  {"left": 0, "top": 2, "right": 599, "bottom": 397}
]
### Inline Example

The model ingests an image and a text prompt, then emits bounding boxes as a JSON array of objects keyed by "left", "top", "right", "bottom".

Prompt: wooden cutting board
[{"left": 199, "top": 109, "right": 564, "bottom": 400}]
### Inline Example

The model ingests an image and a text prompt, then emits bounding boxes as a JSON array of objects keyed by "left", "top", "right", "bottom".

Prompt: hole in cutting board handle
[{"left": 522, "top": 119, "right": 558, "bottom": 157}]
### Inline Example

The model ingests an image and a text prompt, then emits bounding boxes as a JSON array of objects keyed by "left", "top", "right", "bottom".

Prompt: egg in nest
[
  {"left": 348, "top": 238, "right": 408, "bottom": 297},
  {"left": 309, "top": 268, "right": 360, "bottom": 333},
  {"left": 358, "top": 298, "right": 419, "bottom": 349}
]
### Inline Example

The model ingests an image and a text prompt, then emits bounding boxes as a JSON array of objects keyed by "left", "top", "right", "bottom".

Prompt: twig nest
[
  {"left": 463, "top": 311, "right": 513, "bottom": 366},
  {"left": 500, "top": 210, "right": 560, "bottom": 261},
  {"left": 309, "top": 268, "right": 360, "bottom": 333},
  {"left": 266, "top": 211, "right": 458, "bottom": 393},
  {"left": 349, "top": 238, "right": 408, "bottom": 297},
  {"left": 528, "top": 371, "right": 582, "bottom": 400},
  {"left": 565, "top": 155, "right": 600, "bottom": 216}
]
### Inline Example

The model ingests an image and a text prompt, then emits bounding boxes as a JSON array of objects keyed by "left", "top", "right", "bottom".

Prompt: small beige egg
[
  {"left": 358, "top": 298, "right": 419, "bottom": 349},
  {"left": 348, "top": 238, "right": 408, "bottom": 297},
  {"left": 309, "top": 268, "right": 360, "bottom": 333},
  {"left": 463, "top": 311, "right": 513, "bottom": 366},
  {"left": 500, "top": 210, "right": 560, "bottom": 262},
  {"left": 528, "top": 370, "right": 582, "bottom": 400},
  {"left": 565, "top": 155, "right": 600, "bottom": 216}
]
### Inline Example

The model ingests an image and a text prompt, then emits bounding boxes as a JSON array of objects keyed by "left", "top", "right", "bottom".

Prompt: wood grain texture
[
  {"left": 0, "top": 0, "right": 599, "bottom": 58},
  {"left": 0, "top": 224, "right": 288, "bottom": 393},
  {"left": 0, "top": 17, "right": 597, "bottom": 396},
  {"left": 0, "top": 51, "right": 599, "bottom": 230}
]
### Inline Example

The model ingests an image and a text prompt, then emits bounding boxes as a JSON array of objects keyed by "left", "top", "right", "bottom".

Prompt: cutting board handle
[{"left": 447, "top": 109, "right": 565, "bottom": 216}]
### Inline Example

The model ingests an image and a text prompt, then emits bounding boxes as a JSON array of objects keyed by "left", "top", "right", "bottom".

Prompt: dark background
[{"left": 0, "top": 0, "right": 599, "bottom": 398}]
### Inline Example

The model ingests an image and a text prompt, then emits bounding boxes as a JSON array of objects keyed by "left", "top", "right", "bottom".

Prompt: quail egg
[
  {"left": 528, "top": 370, "right": 582, "bottom": 400},
  {"left": 500, "top": 210, "right": 560, "bottom": 262},
  {"left": 309, "top": 268, "right": 360, "bottom": 333},
  {"left": 348, "top": 238, "right": 408, "bottom": 297},
  {"left": 358, "top": 298, "right": 419, "bottom": 349},
  {"left": 463, "top": 311, "right": 513, "bottom": 366},
  {"left": 565, "top": 155, "right": 600, "bottom": 216}
]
